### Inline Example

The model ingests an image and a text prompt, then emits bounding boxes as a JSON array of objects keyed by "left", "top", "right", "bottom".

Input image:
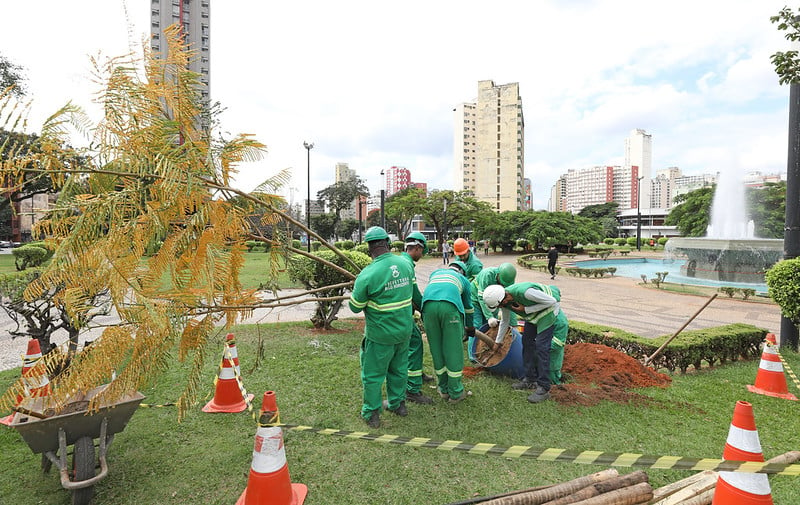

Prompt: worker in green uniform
[
  {"left": 452, "top": 238, "right": 483, "bottom": 281},
  {"left": 401, "top": 231, "right": 433, "bottom": 405},
  {"left": 483, "top": 282, "right": 561, "bottom": 403},
  {"left": 467, "top": 262, "right": 517, "bottom": 361},
  {"left": 421, "top": 260, "right": 475, "bottom": 403},
  {"left": 349, "top": 226, "right": 416, "bottom": 428}
]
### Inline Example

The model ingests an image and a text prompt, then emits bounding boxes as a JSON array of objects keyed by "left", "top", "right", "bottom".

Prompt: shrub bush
[
  {"left": 766, "top": 258, "right": 800, "bottom": 322},
  {"left": 12, "top": 245, "right": 49, "bottom": 271}
]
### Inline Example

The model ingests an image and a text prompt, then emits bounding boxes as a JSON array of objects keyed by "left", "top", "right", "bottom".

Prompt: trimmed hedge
[{"left": 567, "top": 321, "right": 766, "bottom": 373}]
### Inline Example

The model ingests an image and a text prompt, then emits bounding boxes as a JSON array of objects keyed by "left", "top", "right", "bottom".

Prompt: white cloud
[{"left": 0, "top": 0, "right": 794, "bottom": 210}]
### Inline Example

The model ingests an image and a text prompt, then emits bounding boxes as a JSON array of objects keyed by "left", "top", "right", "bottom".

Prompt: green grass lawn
[
  {"left": 0, "top": 254, "right": 17, "bottom": 275},
  {"left": 1, "top": 320, "right": 798, "bottom": 504}
]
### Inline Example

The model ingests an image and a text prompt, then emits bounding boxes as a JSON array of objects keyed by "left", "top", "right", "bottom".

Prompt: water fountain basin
[{"left": 666, "top": 237, "right": 783, "bottom": 284}]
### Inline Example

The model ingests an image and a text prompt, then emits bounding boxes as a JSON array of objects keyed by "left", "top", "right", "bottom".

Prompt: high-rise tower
[
  {"left": 149, "top": 0, "right": 211, "bottom": 115},
  {"left": 625, "top": 129, "right": 652, "bottom": 209},
  {"left": 455, "top": 80, "right": 525, "bottom": 211}
]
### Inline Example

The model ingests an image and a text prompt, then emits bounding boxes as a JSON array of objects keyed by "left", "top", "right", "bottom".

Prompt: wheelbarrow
[{"left": 9, "top": 384, "right": 145, "bottom": 505}]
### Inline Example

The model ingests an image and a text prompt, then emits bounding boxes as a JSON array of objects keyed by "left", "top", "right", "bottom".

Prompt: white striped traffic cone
[
  {"left": 1, "top": 339, "right": 51, "bottom": 425},
  {"left": 711, "top": 401, "right": 773, "bottom": 504},
  {"left": 202, "top": 334, "right": 253, "bottom": 413},
  {"left": 235, "top": 426, "right": 308, "bottom": 505},
  {"left": 746, "top": 333, "right": 797, "bottom": 401}
]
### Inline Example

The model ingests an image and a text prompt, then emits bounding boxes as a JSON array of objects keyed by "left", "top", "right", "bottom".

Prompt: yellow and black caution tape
[
  {"left": 266, "top": 423, "right": 800, "bottom": 476},
  {"left": 222, "top": 344, "right": 256, "bottom": 419},
  {"left": 766, "top": 340, "right": 800, "bottom": 392}
]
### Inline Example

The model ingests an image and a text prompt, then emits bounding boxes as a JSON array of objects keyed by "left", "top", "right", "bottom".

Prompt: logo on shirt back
[{"left": 390, "top": 265, "right": 400, "bottom": 278}]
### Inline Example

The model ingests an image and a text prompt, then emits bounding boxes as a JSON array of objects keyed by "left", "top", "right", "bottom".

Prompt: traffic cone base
[
  {"left": 747, "top": 336, "right": 797, "bottom": 401},
  {"left": 712, "top": 401, "right": 773, "bottom": 504},
  {"left": 236, "top": 426, "right": 307, "bottom": 505},
  {"left": 713, "top": 474, "right": 773, "bottom": 504}
]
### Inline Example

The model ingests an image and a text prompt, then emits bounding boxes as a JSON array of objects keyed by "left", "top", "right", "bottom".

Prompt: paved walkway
[{"left": 0, "top": 251, "right": 783, "bottom": 371}]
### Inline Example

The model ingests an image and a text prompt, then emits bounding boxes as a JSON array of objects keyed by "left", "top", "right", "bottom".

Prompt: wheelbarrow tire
[{"left": 71, "top": 436, "right": 95, "bottom": 505}]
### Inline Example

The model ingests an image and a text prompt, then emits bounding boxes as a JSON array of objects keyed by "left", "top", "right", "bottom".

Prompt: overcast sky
[{"left": 0, "top": 1, "right": 794, "bottom": 210}]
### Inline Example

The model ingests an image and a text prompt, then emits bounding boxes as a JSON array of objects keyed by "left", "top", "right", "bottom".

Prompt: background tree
[
  {"left": 316, "top": 176, "right": 369, "bottom": 239},
  {"left": 417, "top": 190, "right": 491, "bottom": 246},
  {"left": 310, "top": 213, "right": 337, "bottom": 242},
  {"left": 525, "top": 211, "right": 603, "bottom": 249},
  {"left": 578, "top": 201, "right": 620, "bottom": 237},
  {"left": 665, "top": 186, "right": 714, "bottom": 236},
  {"left": 0, "top": 52, "right": 26, "bottom": 96},
  {"left": 747, "top": 182, "right": 786, "bottom": 238},
  {"left": 384, "top": 186, "right": 425, "bottom": 238},
  {"left": 335, "top": 218, "right": 359, "bottom": 242}
]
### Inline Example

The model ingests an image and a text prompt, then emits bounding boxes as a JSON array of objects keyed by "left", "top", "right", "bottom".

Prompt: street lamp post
[
  {"left": 304, "top": 141, "right": 314, "bottom": 252},
  {"left": 636, "top": 176, "right": 644, "bottom": 251},
  {"left": 442, "top": 196, "right": 448, "bottom": 249},
  {"left": 379, "top": 169, "right": 386, "bottom": 230}
]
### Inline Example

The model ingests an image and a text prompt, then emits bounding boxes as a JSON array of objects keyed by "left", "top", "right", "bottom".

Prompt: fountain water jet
[{"left": 666, "top": 168, "right": 782, "bottom": 284}]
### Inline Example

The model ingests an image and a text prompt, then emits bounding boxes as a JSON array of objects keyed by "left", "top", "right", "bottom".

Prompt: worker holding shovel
[
  {"left": 467, "top": 262, "right": 517, "bottom": 362},
  {"left": 421, "top": 260, "right": 476, "bottom": 403},
  {"left": 483, "top": 282, "right": 561, "bottom": 403}
]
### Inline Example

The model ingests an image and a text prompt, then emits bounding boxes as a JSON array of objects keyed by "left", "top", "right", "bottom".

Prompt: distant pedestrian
[
  {"left": 547, "top": 245, "right": 558, "bottom": 280},
  {"left": 484, "top": 241, "right": 489, "bottom": 256},
  {"left": 442, "top": 241, "right": 451, "bottom": 265}
]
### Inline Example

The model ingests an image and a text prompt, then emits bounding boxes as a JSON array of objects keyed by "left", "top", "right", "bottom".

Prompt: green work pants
[
  {"left": 549, "top": 344, "right": 564, "bottom": 385},
  {"left": 406, "top": 324, "right": 424, "bottom": 395},
  {"left": 360, "top": 337, "right": 409, "bottom": 421},
  {"left": 422, "top": 300, "right": 465, "bottom": 400}
]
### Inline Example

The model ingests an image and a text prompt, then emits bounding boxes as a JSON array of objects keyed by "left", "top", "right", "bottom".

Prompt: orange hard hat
[{"left": 453, "top": 238, "right": 469, "bottom": 255}]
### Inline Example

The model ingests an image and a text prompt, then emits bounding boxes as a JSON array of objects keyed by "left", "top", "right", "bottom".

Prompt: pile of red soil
[{"left": 552, "top": 343, "right": 672, "bottom": 407}]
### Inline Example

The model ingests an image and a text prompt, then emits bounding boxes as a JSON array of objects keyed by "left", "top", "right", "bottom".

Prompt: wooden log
[
  {"left": 765, "top": 450, "right": 800, "bottom": 465},
  {"left": 677, "top": 488, "right": 714, "bottom": 505},
  {"left": 479, "top": 469, "right": 619, "bottom": 505},
  {"left": 648, "top": 471, "right": 716, "bottom": 503},
  {"left": 542, "top": 471, "right": 649, "bottom": 505},
  {"left": 648, "top": 474, "right": 716, "bottom": 505},
  {"left": 568, "top": 481, "right": 653, "bottom": 505}
]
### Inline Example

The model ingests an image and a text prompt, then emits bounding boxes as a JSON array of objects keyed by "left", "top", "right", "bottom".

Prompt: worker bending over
[{"left": 483, "top": 282, "right": 561, "bottom": 403}]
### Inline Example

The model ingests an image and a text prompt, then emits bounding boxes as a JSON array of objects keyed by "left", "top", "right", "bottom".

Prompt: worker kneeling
[{"left": 483, "top": 283, "right": 565, "bottom": 403}]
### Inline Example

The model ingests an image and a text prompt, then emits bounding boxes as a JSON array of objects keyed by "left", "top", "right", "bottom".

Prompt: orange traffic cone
[
  {"left": 259, "top": 391, "right": 280, "bottom": 425},
  {"left": 711, "top": 401, "right": 773, "bottom": 504},
  {"left": 235, "top": 425, "right": 308, "bottom": 505},
  {"left": 1, "top": 339, "right": 51, "bottom": 426},
  {"left": 746, "top": 333, "right": 797, "bottom": 401},
  {"left": 202, "top": 334, "right": 254, "bottom": 413}
]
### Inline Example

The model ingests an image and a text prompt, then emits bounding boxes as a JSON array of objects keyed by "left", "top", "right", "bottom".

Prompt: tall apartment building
[
  {"left": 563, "top": 165, "right": 640, "bottom": 214},
  {"left": 548, "top": 175, "right": 568, "bottom": 212},
  {"left": 334, "top": 162, "right": 358, "bottom": 219},
  {"left": 624, "top": 129, "right": 652, "bottom": 210},
  {"left": 384, "top": 166, "right": 412, "bottom": 197},
  {"left": 454, "top": 80, "right": 525, "bottom": 212},
  {"left": 150, "top": 0, "right": 211, "bottom": 113}
]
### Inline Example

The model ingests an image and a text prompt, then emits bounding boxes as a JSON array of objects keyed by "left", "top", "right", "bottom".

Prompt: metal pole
[
  {"left": 781, "top": 81, "right": 800, "bottom": 351},
  {"left": 442, "top": 197, "right": 448, "bottom": 249},
  {"left": 358, "top": 199, "right": 363, "bottom": 243},
  {"left": 304, "top": 141, "right": 313, "bottom": 252},
  {"left": 636, "top": 176, "right": 643, "bottom": 251}
]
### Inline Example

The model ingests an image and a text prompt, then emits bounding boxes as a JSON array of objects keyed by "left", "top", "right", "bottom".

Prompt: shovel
[{"left": 473, "top": 328, "right": 501, "bottom": 365}]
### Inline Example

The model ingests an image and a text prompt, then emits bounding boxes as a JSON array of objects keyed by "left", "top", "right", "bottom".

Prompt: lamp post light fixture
[
  {"left": 379, "top": 169, "right": 386, "bottom": 230},
  {"left": 636, "top": 175, "right": 644, "bottom": 252},
  {"left": 304, "top": 141, "right": 314, "bottom": 252}
]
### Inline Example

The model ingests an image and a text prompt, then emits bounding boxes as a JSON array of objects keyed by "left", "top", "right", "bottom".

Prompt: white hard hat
[{"left": 483, "top": 284, "right": 506, "bottom": 310}]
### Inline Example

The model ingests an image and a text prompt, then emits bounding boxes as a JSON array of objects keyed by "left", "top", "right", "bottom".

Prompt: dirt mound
[{"left": 552, "top": 343, "right": 672, "bottom": 407}]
